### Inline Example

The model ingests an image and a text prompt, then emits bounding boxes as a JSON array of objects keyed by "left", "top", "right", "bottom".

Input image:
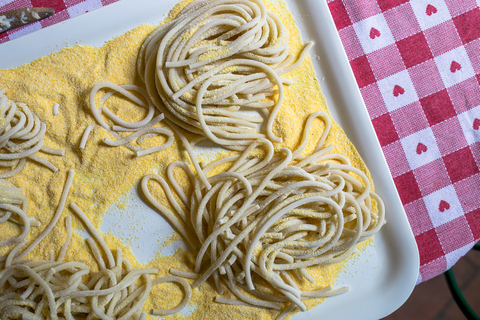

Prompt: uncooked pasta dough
[
  {"left": 0, "top": 170, "right": 192, "bottom": 319},
  {"left": 89, "top": 82, "right": 174, "bottom": 157},
  {"left": 138, "top": 0, "right": 313, "bottom": 150},
  {"left": 0, "top": 89, "right": 64, "bottom": 178},
  {"left": 142, "top": 111, "right": 385, "bottom": 315}
]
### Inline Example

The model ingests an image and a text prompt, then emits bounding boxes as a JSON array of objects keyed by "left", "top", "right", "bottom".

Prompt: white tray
[{"left": 0, "top": 1, "right": 419, "bottom": 319}]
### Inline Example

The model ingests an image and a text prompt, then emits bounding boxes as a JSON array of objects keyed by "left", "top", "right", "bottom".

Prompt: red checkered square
[
  {"left": 432, "top": 117, "right": 468, "bottom": 156},
  {"left": 445, "top": 0, "right": 478, "bottom": 17},
  {"left": 394, "top": 170, "right": 423, "bottom": 204},
  {"left": 396, "top": 32, "right": 433, "bottom": 68},
  {"left": 416, "top": 229, "right": 445, "bottom": 265},
  {"left": 453, "top": 8, "right": 480, "bottom": 44},
  {"left": 328, "top": 0, "right": 353, "bottom": 30},
  {"left": 404, "top": 198, "right": 433, "bottom": 235},
  {"left": 30, "top": 0, "right": 67, "bottom": 12},
  {"left": 443, "top": 147, "right": 480, "bottom": 183},
  {"left": 372, "top": 113, "right": 399, "bottom": 146},
  {"left": 350, "top": 55, "right": 377, "bottom": 88},
  {"left": 420, "top": 256, "right": 447, "bottom": 282},
  {"left": 0, "top": 32, "right": 9, "bottom": 44},
  {"left": 377, "top": 0, "right": 410, "bottom": 11},
  {"left": 367, "top": 44, "right": 405, "bottom": 80},
  {"left": 360, "top": 83, "right": 388, "bottom": 119},
  {"left": 420, "top": 89, "right": 456, "bottom": 126},
  {"left": 408, "top": 59, "right": 444, "bottom": 99},
  {"left": 343, "top": 1, "right": 382, "bottom": 23},
  {"left": 454, "top": 173, "right": 480, "bottom": 213},
  {"left": 39, "top": 9, "right": 70, "bottom": 28},
  {"left": 413, "top": 159, "right": 451, "bottom": 196},
  {"left": 383, "top": 141, "right": 411, "bottom": 177},
  {"left": 424, "top": 20, "right": 463, "bottom": 56},
  {"left": 465, "top": 208, "right": 480, "bottom": 239},
  {"left": 465, "top": 38, "right": 480, "bottom": 75},
  {"left": 437, "top": 216, "right": 475, "bottom": 253},
  {"left": 447, "top": 77, "right": 480, "bottom": 114},
  {"left": 338, "top": 26, "right": 364, "bottom": 60},
  {"left": 384, "top": 3, "right": 421, "bottom": 41},
  {"left": 391, "top": 101, "right": 429, "bottom": 138}
]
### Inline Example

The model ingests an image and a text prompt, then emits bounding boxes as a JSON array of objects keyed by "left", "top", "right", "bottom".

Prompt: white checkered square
[
  {"left": 8, "top": 21, "right": 41, "bottom": 40},
  {"left": 434, "top": 46, "right": 475, "bottom": 88},
  {"left": 400, "top": 127, "right": 442, "bottom": 170},
  {"left": 424, "top": 185, "right": 463, "bottom": 228},
  {"left": 445, "top": 243, "right": 472, "bottom": 269},
  {"left": 67, "top": 0, "right": 103, "bottom": 18},
  {"left": 377, "top": 70, "right": 418, "bottom": 112},
  {"left": 352, "top": 13, "right": 395, "bottom": 54},
  {"left": 458, "top": 104, "right": 480, "bottom": 145},
  {"left": 410, "top": 0, "right": 452, "bottom": 30}
]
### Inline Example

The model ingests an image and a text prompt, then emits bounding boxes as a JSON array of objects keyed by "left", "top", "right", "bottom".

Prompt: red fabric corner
[
  {"left": 444, "top": 147, "right": 480, "bottom": 183},
  {"left": 465, "top": 208, "right": 480, "bottom": 240},
  {"left": 416, "top": 229, "right": 445, "bottom": 266},
  {"left": 350, "top": 55, "right": 376, "bottom": 88},
  {"left": 396, "top": 32, "right": 433, "bottom": 68},
  {"left": 328, "top": 0, "right": 353, "bottom": 30},
  {"left": 30, "top": 0, "right": 67, "bottom": 13},
  {"left": 453, "top": 8, "right": 480, "bottom": 44},
  {"left": 377, "top": 0, "right": 409, "bottom": 12},
  {"left": 419, "top": 89, "right": 456, "bottom": 126},
  {"left": 372, "top": 113, "right": 400, "bottom": 146},
  {"left": 394, "top": 170, "right": 422, "bottom": 205}
]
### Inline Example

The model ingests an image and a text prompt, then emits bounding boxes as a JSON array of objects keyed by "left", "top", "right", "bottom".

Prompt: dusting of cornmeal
[{"left": 0, "top": 0, "right": 377, "bottom": 319}]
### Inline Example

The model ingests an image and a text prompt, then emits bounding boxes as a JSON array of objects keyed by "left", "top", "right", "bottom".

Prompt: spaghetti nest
[
  {"left": 0, "top": 89, "right": 63, "bottom": 179},
  {"left": 142, "top": 111, "right": 386, "bottom": 315},
  {"left": 138, "top": 0, "right": 313, "bottom": 150}
]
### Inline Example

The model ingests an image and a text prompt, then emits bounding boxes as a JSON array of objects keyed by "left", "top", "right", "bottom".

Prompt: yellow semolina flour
[{"left": 0, "top": 0, "right": 375, "bottom": 319}]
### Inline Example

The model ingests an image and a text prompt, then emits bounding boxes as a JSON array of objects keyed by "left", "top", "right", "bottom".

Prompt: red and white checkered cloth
[{"left": 1, "top": 0, "right": 479, "bottom": 283}]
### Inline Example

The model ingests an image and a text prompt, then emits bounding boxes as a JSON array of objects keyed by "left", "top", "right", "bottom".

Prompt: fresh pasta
[
  {"left": 0, "top": 170, "right": 192, "bottom": 319},
  {"left": 0, "top": 89, "right": 64, "bottom": 178},
  {"left": 0, "top": 179, "right": 38, "bottom": 255},
  {"left": 142, "top": 111, "right": 385, "bottom": 316},
  {"left": 89, "top": 82, "right": 174, "bottom": 157},
  {"left": 138, "top": 0, "right": 313, "bottom": 150}
]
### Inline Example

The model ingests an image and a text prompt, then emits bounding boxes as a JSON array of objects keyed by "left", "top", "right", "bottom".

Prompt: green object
[{"left": 444, "top": 268, "right": 479, "bottom": 320}]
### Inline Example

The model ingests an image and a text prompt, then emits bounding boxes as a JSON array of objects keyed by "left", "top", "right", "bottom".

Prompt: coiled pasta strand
[{"left": 0, "top": 89, "right": 64, "bottom": 178}]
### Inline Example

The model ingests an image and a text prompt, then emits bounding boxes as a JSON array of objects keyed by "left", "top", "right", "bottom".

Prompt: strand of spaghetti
[
  {"left": 150, "top": 276, "right": 192, "bottom": 316},
  {"left": 169, "top": 268, "right": 199, "bottom": 279},
  {"left": 0, "top": 158, "right": 26, "bottom": 178},
  {"left": 168, "top": 121, "right": 211, "bottom": 189},
  {"left": 8, "top": 169, "right": 75, "bottom": 265},
  {"left": 28, "top": 154, "right": 58, "bottom": 172},
  {"left": 70, "top": 203, "right": 115, "bottom": 269},
  {"left": 276, "top": 303, "right": 296, "bottom": 320},
  {"left": 79, "top": 125, "right": 94, "bottom": 150},
  {"left": 41, "top": 146, "right": 65, "bottom": 156},
  {"left": 141, "top": 174, "right": 198, "bottom": 248}
]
